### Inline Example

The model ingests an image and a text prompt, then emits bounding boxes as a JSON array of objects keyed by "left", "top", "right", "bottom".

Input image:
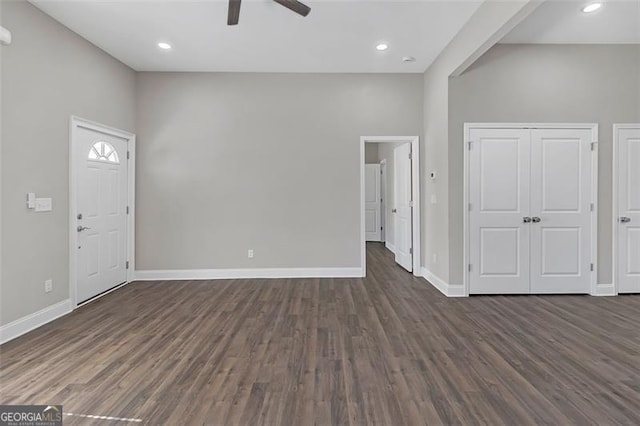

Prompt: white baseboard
[
  {"left": 134, "top": 267, "right": 364, "bottom": 281},
  {"left": 592, "top": 283, "right": 616, "bottom": 296},
  {"left": 421, "top": 267, "right": 467, "bottom": 297},
  {"left": 0, "top": 299, "right": 73, "bottom": 345},
  {"left": 385, "top": 242, "right": 396, "bottom": 254}
]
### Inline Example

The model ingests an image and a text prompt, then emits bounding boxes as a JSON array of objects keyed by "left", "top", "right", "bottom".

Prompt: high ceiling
[
  {"left": 30, "top": 0, "right": 483, "bottom": 73},
  {"left": 502, "top": 0, "right": 640, "bottom": 44}
]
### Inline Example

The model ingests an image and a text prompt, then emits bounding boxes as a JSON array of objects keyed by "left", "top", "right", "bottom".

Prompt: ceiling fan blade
[
  {"left": 228, "top": 0, "right": 241, "bottom": 25},
  {"left": 273, "top": 0, "right": 311, "bottom": 17}
]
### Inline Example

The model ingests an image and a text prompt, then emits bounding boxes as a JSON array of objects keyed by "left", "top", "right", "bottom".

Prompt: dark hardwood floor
[{"left": 1, "top": 242, "right": 640, "bottom": 425}]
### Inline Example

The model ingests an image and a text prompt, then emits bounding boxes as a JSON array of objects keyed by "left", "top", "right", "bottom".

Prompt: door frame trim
[
  {"left": 463, "top": 123, "right": 598, "bottom": 296},
  {"left": 69, "top": 116, "right": 136, "bottom": 307},
  {"left": 612, "top": 124, "right": 640, "bottom": 295},
  {"left": 360, "top": 136, "right": 421, "bottom": 277}
]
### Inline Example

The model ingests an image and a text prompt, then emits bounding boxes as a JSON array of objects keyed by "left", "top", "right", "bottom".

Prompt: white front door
[
  {"left": 529, "top": 129, "right": 592, "bottom": 293},
  {"left": 365, "top": 164, "right": 382, "bottom": 241},
  {"left": 617, "top": 126, "right": 640, "bottom": 293},
  {"left": 469, "top": 128, "right": 531, "bottom": 294},
  {"left": 394, "top": 143, "right": 412, "bottom": 272},
  {"left": 76, "top": 126, "right": 128, "bottom": 302}
]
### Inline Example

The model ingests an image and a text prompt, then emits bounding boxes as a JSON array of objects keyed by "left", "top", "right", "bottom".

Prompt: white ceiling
[
  {"left": 502, "top": 0, "right": 640, "bottom": 44},
  {"left": 30, "top": 0, "right": 483, "bottom": 73}
]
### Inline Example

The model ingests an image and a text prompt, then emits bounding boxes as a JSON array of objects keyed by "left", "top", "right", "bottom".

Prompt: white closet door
[
  {"left": 529, "top": 129, "right": 592, "bottom": 294},
  {"left": 469, "top": 128, "right": 531, "bottom": 294},
  {"left": 365, "top": 164, "right": 382, "bottom": 241},
  {"left": 617, "top": 126, "right": 640, "bottom": 293}
]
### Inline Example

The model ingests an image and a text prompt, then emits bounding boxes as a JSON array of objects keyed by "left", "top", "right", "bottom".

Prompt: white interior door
[
  {"left": 394, "top": 143, "right": 412, "bottom": 272},
  {"left": 365, "top": 163, "right": 381, "bottom": 241},
  {"left": 617, "top": 126, "right": 640, "bottom": 293},
  {"left": 76, "top": 127, "right": 128, "bottom": 302},
  {"left": 530, "top": 129, "right": 592, "bottom": 294},
  {"left": 469, "top": 129, "right": 531, "bottom": 294}
]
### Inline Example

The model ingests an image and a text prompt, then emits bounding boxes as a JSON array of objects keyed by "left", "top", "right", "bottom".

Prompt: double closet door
[{"left": 469, "top": 127, "right": 595, "bottom": 294}]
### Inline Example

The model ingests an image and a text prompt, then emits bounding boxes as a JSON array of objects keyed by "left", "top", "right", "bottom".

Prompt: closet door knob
[
  {"left": 523, "top": 217, "right": 532, "bottom": 223},
  {"left": 532, "top": 217, "right": 541, "bottom": 223}
]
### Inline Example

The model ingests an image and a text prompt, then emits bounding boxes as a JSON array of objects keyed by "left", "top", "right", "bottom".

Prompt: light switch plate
[
  {"left": 27, "top": 193, "right": 36, "bottom": 209},
  {"left": 35, "top": 198, "right": 53, "bottom": 212}
]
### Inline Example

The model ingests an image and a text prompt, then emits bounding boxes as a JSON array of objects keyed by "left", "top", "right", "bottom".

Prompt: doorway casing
[
  {"left": 69, "top": 116, "right": 136, "bottom": 307},
  {"left": 360, "top": 136, "right": 421, "bottom": 276}
]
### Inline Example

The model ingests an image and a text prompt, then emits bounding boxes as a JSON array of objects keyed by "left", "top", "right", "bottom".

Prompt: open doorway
[{"left": 360, "top": 136, "right": 421, "bottom": 277}]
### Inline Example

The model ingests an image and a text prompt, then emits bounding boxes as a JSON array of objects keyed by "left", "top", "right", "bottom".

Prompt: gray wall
[
  {"left": 365, "top": 143, "right": 379, "bottom": 164},
  {"left": 449, "top": 44, "right": 640, "bottom": 285},
  {"left": 422, "top": 1, "right": 536, "bottom": 283},
  {"left": 1, "top": 1, "right": 135, "bottom": 325},
  {"left": 135, "top": 73, "right": 423, "bottom": 270}
]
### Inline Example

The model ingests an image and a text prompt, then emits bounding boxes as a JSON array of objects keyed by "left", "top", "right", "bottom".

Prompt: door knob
[
  {"left": 77, "top": 226, "right": 91, "bottom": 232},
  {"left": 532, "top": 217, "right": 541, "bottom": 223},
  {"left": 620, "top": 217, "right": 631, "bottom": 223},
  {"left": 523, "top": 217, "right": 532, "bottom": 223},
  {"left": 392, "top": 209, "right": 397, "bottom": 213}
]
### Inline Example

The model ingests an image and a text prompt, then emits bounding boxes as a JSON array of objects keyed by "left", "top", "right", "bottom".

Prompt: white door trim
[
  {"left": 612, "top": 123, "right": 640, "bottom": 295},
  {"left": 463, "top": 123, "right": 598, "bottom": 296},
  {"left": 360, "top": 136, "right": 421, "bottom": 277},
  {"left": 69, "top": 116, "right": 136, "bottom": 307}
]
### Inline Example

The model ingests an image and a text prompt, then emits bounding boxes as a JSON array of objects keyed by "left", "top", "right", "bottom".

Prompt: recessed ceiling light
[
  {"left": 582, "top": 2, "right": 602, "bottom": 13},
  {"left": 376, "top": 43, "right": 388, "bottom": 51},
  {"left": 157, "top": 42, "right": 172, "bottom": 50}
]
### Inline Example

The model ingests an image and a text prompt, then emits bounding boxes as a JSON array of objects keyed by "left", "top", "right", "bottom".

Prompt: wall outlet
[
  {"left": 44, "top": 279, "right": 53, "bottom": 293},
  {"left": 248, "top": 249, "right": 254, "bottom": 259}
]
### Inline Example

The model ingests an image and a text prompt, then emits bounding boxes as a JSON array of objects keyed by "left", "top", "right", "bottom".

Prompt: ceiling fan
[{"left": 227, "top": 0, "right": 311, "bottom": 25}]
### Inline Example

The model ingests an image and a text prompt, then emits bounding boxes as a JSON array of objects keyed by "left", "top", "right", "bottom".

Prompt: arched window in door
[{"left": 88, "top": 141, "right": 120, "bottom": 163}]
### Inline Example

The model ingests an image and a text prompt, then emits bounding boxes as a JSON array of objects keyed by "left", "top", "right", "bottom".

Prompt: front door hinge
[
  {"left": 127, "top": 151, "right": 130, "bottom": 160},
  {"left": 467, "top": 141, "right": 472, "bottom": 150},
  {"left": 126, "top": 206, "right": 130, "bottom": 214},
  {"left": 590, "top": 203, "right": 594, "bottom": 212},
  {"left": 409, "top": 248, "right": 413, "bottom": 255},
  {"left": 408, "top": 152, "right": 412, "bottom": 160},
  {"left": 468, "top": 264, "right": 472, "bottom": 272},
  {"left": 126, "top": 261, "right": 130, "bottom": 270},
  {"left": 591, "top": 142, "right": 598, "bottom": 151},
  {"left": 590, "top": 263, "right": 594, "bottom": 272}
]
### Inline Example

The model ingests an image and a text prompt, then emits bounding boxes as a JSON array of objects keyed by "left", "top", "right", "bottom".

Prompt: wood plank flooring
[{"left": 1, "top": 242, "right": 640, "bottom": 425}]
